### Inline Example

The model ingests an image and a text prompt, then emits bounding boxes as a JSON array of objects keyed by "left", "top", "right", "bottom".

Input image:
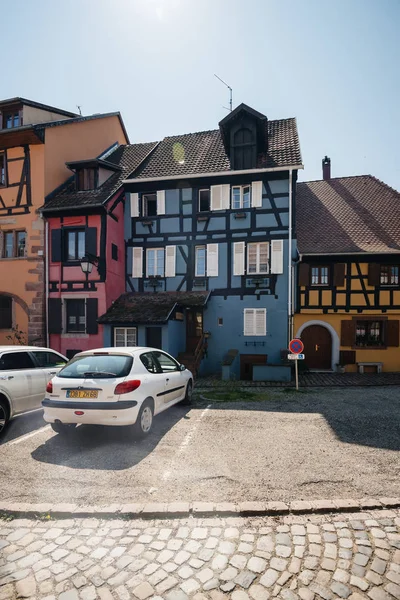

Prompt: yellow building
[
  {"left": 0, "top": 97, "right": 128, "bottom": 345},
  {"left": 295, "top": 159, "right": 400, "bottom": 373}
]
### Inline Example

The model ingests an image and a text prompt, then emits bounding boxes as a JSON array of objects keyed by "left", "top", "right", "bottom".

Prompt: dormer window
[
  {"left": 77, "top": 168, "right": 97, "bottom": 191},
  {"left": 232, "top": 128, "right": 256, "bottom": 170},
  {"left": 0, "top": 103, "right": 23, "bottom": 130}
]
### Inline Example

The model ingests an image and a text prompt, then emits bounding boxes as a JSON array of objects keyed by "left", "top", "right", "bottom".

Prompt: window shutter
[
  {"left": 271, "top": 240, "right": 284, "bottom": 274},
  {"left": 333, "top": 263, "right": 346, "bottom": 287},
  {"left": 207, "top": 244, "right": 219, "bottom": 277},
  {"left": 221, "top": 184, "right": 230, "bottom": 209},
  {"left": 368, "top": 263, "right": 380, "bottom": 286},
  {"left": 233, "top": 242, "right": 245, "bottom": 276},
  {"left": 244, "top": 309, "right": 255, "bottom": 335},
  {"left": 341, "top": 320, "right": 355, "bottom": 346},
  {"left": 157, "top": 190, "right": 165, "bottom": 215},
  {"left": 251, "top": 181, "right": 263, "bottom": 208},
  {"left": 51, "top": 229, "right": 62, "bottom": 263},
  {"left": 130, "top": 193, "right": 139, "bottom": 217},
  {"left": 48, "top": 298, "right": 62, "bottom": 334},
  {"left": 85, "top": 227, "right": 97, "bottom": 257},
  {"left": 165, "top": 245, "right": 176, "bottom": 277},
  {"left": 86, "top": 298, "right": 98, "bottom": 335},
  {"left": 210, "top": 185, "right": 222, "bottom": 211},
  {"left": 132, "top": 247, "right": 143, "bottom": 278},
  {"left": 298, "top": 263, "right": 310, "bottom": 286},
  {"left": 387, "top": 320, "right": 399, "bottom": 347},
  {"left": 255, "top": 309, "right": 267, "bottom": 335}
]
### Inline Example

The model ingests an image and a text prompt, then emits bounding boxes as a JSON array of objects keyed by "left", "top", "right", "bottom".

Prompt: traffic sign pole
[
  {"left": 289, "top": 338, "right": 304, "bottom": 391},
  {"left": 295, "top": 359, "right": 299, "bottom": 391}
]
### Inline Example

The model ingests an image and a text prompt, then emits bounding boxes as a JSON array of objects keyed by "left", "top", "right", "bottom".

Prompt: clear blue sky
[{"left": 1, "top": 0, "right": 399, "bottom": 189}]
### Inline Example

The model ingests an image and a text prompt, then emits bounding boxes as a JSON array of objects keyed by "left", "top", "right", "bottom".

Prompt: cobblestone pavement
[
  {"left": 1, "top": 510, "right": 400, "bottom": 600},
  {"left": 196, "top": 373, "right": 400, "bottom": 388}
]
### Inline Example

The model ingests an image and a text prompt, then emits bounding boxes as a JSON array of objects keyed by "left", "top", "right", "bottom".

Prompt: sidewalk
[
  {"left": 196, "top": 372, "right": 400, "bottom": 388},
  {"left": 1, "top": 509, "right": 399, "bottom": 600}
]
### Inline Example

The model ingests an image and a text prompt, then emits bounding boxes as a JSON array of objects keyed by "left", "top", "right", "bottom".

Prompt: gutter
[
  {"left": 123, "top": 164, "right": 304, "bottom": 185},
  {"left": 300, "top": 251, "right": 400, "bottom": 256},
  {"left": 288, "top": 169, "right": 293, "bottom": 345},
  {"left": 45, "top": 220, "right": 49, "bottom": 347}
]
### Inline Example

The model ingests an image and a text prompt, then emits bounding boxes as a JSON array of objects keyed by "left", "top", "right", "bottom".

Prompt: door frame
[{"left": 296, "top": 320, "right": 339, "bottom": 371}]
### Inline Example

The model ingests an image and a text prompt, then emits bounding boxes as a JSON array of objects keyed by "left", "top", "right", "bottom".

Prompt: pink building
[{"left": 43, "top": 141, "right": 157, "bottom": 358}]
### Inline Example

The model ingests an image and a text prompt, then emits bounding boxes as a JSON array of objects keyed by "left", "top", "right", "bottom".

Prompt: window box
[{"left": 234, "top": 212, "right": 247, "bottom": 219}]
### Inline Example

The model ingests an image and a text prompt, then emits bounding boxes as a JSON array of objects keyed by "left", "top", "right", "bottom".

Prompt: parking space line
[
  {"left": 162, "top": 404, "right": 212, "bottom": 481},
  {"left": 2, "top": 425, "right": 51, "bottom": 448}
]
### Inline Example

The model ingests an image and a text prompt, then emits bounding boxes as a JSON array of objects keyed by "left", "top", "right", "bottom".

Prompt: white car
[
  {"left": 0, "top": 346, "right": 68, "bottom": 435},
  {"left": 43, "top": 347, "right": 193, "bottom": 436}
]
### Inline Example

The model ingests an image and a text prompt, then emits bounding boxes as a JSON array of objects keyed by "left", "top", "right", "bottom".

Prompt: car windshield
[{"left": 58, "top": 354, "right": 133, "bottom": 379}]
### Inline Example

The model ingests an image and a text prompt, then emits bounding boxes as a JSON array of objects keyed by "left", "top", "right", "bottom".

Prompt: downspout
[
  {"left": 45, "top": 220, "right": 49, "bottom": 348},
  {"left": 288, "top": 169, "right": 293, "bottom": 346}
]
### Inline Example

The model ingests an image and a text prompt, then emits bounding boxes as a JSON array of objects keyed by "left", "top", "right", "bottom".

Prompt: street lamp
[{"left": 80, "top": 254, "right": 98, "bottom": 274}]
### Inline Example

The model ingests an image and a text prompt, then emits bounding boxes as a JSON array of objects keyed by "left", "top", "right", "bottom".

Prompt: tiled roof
[
  {"left": 296, "top": 176, "right": 400, "bottom": 255},
  {"left": 98, "top": 292, "right": 210, "bottom": 324},
  {"left": 130, "top": 118, "right": 301, "bottom": 180},
  {"left": 42, "top": 142, "right": 157, "bottom": 212}
]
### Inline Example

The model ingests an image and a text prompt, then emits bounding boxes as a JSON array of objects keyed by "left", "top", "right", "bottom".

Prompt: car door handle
[
  {"left": 0, "top": 375, "right": 12, "bottom": 380},
  {"left": 49, "top": 371, "right": 57, "bottom": 375},
  {"left": 166, "top": 378, "right": 169, "bottom": 382}
]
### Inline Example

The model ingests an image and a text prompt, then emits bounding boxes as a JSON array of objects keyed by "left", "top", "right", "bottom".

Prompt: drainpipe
[
  {"left": 45, "top": 220, "right": 49, "bottom": 348},
  {"left": 287, "top": 169, "right": 293, "bottom": 346}
]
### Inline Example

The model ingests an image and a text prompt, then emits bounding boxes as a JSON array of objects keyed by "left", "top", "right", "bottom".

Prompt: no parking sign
[{"left": 289, "top": 338, "right": 304, "bottom": 355}]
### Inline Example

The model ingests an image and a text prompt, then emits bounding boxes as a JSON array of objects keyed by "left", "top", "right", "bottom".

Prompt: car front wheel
[
  {"left": 181, "top": 380, "right": 193, "bottom": 405},
  {"left": 0, "top": 398, "right": 9, "bottom": 436},
  {"left": 51, "top": 422, "right": 77, "bottom": 435},
  {"left": 134, "top": 401, "right": 153, "bottom": 437}
]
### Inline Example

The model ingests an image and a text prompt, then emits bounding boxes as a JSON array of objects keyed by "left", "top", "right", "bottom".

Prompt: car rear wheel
[
  {"left": 0, "top": 398, "right": 9, "bottom": 436},
  {"left": 134, "top": 401, "right": 153, "bottom": 437},
  {"left": 51, "top": 422, "right": 77, "bottom": 435},
  {"left": 181, "top": 380, "right": 193, "bottom": 405}
]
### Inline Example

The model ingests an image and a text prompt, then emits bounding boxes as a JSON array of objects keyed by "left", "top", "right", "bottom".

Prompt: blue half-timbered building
[{"left": 99, "top": 104, "right": 303, "bottom": 380}]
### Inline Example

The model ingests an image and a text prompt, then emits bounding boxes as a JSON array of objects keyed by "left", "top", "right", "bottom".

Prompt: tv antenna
[
  {"left": 214, "top": 74, "right": 232, "bottom": 112},
  {"left": 76, "top": 105, "right": 82, "bottom": 116}
]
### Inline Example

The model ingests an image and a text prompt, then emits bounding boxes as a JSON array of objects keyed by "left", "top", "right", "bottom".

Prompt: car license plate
[{"left": 66, "top": 390, "right": 98, "bottom": 399}]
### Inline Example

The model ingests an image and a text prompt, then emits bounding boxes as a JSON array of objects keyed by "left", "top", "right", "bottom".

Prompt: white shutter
[
  {"left": 207, "top": 244, "right": 218, "bottom": 277},
  {"left": 252, "top": 181, "right": 263, "bottom": 207},
  {"left": 132, "top": 247, "right": 143, "bottom": 278},
  {"left": 233, "top": 242, "right": 245, "bottom": 276},
  {"left": 210, "top": 185, "right": 222, "bottom": 211},
  {"left": 157, "top": 190, "right": 165, "bottom": 215},
  {"left": 221, "top": 184, "right": 230, "bottom": 209},
  {"left": 271, "top": 239, "right": 284, "bottom": 274},
  {"left": 255, "top": 309, "right": 267, "bottom": 336},
  {"left": 130, "top": 193, "right": 139, "bottom": 217},
  {"left": 165, "top": 245, "right": 176, "bottom": 277},
  {"left": 244, "top": 309, "right": 255, "bottom": 335}
]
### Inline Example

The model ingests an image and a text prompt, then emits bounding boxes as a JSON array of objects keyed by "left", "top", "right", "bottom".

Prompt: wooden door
[
  {"left": 301, "top": 325, "right": 332, "bottom": 370},
  {"left": 186, "top": 309, "right": 202, "bottom": 351},
  {"left": 146, "top": 327, "right": 162, "bottom": 349}
]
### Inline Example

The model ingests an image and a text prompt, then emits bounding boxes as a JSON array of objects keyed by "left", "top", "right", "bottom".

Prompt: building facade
[
  {"left": 295, "top": 159, "right": 400, "bottom": 372},
  {"left": 0, "top": 97, "right": 129, "bottom": 347},
  {"left": 100, "top": 104, "right": 302, "bottom": 379},
  {"left": 42, "top": 142, "right": 156, "bottom": 358}
]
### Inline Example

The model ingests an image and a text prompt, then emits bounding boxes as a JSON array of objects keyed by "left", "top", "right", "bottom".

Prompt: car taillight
[
  {"left": 46, "top": 381, "right": 53, "bottom": 393},
  {"left": 114, "top": 380, "right": 141, "bottom": 395}
]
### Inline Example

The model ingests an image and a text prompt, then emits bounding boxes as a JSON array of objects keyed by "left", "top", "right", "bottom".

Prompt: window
[
  {"left": 199, "top": 189, "right": 210, "bottom": 212},
  {"left": 247, "top": 242, "right": 269, "bottom": 274},
  {"left": 143, "top": 193, "right": 157, "bottom": 217},
  {"left": 232, "top": 185, "right": 251, "bottom": 209},
  {"left": 0, "top": 152, "right": 6, "bottom": 186},
  {"left": 3, "top": 111, "right": 21, "bottom": 129},
  {"left": 66, "top": 230, "right": 85, "bottom": 261},
  {"left": 195, "top": 246, "right": 206, "bottom": 277},
  {"left": 66, "top": 299, "right": 86, "bottom": 333},
  {"left": 4, "top": 232, "right": 13, "bottom": 258},
  {"left": 31, "top": 351, "right": 67, "bottom": 368},
  {"left": 112, "top": 244, "right": 118, "bottom": 261},
  {"left": 0, "top": 352, "right": 35, "bottom": 370},
  {"left": 1, "top": 230, "right": 27, "bottom": 259},
  {"left": 311, "top": 266, "right": 329, "bottom": 285},
  {"left": 153, "top": 351, "right": 179, "bottom": 373},
  {"left": 218, "top": 317, "right": 223, "bottom": 326},
  {"left": 355, "top": 320, "right": 385, "bottom": 347},
  {"left": 16, "top": 232, "right": 26, "bottom": 257},
  {"left": 244, "top": 308, "right": 266, "bottom": 336},
  {"left": 77, "top": 168, "right": 97, "bottom": 191},
  {"left": 146, "top": 248, "right": 164, "bottom": 277},
  {"left": 232, "top": 128, "right": 256, "bottom": 170},
  {"left": 380, "top": 265, "right": 399, "bottom": 286},
  {"left": 114, "top": 327, "right": 137, "bottom": 347},
  {"left": 0, "top": 296, "right": 12, "bottom": 329},
  {"left": 58, "top": 354, "right": 133, "bottom": 379},
  {"left": 140, "top": 352, "right": 160, "bottom": 374}
]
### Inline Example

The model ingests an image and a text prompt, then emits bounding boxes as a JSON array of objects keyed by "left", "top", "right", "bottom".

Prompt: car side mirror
[{"left": 179, "top": 364, "right": 186, "bottom": 371}]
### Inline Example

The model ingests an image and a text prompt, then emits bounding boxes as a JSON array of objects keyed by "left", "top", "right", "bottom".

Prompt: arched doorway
[{"left": 301, "top": 324, "right": 332, "bottom": 370}]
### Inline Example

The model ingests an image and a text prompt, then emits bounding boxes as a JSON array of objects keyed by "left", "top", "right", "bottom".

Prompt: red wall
[{"left": 47, "top": 194, "right": 126, "bottom": 357}]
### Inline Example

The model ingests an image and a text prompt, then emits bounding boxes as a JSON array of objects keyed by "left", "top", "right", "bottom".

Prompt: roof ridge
[{"left": 299, "top": 174, "right": 374, "bottom": 185}]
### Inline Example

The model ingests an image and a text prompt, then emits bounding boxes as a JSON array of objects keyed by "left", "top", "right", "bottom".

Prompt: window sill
[
  {"left": 141, "top": 220, "right": 155, "bottom": 226},
  {"left": 310, "top": 284, "right": 330, "bottom": 288},
  {"left": 352, "top": 345, "right": 386, "bottom": 350},
  {"left": 62, "top": 333, "right": 89, "bottom": 339},
  {"left": 234, "top": 212, "right": 248, "bottom": 219},
  {"left": 197, "top": 215, "right": 209, "bottom": 222}
]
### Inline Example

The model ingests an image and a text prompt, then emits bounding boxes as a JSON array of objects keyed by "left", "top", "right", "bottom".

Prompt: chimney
[{"left": 322, "top": 156, "right": 331, "bottom": 180}]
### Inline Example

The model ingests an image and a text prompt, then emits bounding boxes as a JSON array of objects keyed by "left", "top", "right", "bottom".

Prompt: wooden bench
[{"left": 357, "top": 362, "right": 383, "bottom": 374}]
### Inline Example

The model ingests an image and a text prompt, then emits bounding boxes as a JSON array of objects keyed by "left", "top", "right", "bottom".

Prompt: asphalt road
[{"left": 0, "top": 387, "right": 399, "bottom": 505}]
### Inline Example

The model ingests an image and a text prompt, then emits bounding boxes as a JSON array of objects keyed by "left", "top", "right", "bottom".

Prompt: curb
[{"left": 0, "top": 497, "right": 399, "bottom": 520}]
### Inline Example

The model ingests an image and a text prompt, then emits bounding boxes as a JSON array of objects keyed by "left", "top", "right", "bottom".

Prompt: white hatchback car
[
  {"left": 0, "top": 346, "right": 68, "bottom": 435},
  {"left": 43, "top": 347, "right": 193, "bottom": 436}
]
